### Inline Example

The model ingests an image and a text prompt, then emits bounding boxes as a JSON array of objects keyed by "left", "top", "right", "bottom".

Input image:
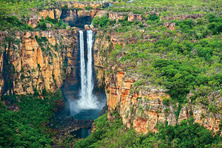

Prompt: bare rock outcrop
[{"left": 0, "top": 29, "right": 79, "bottom": 95}]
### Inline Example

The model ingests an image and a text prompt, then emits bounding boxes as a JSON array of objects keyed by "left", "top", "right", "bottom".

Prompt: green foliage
[
  {"left": 63, "top": 4, "right": 68, "bottom": 9},
  {"left": 1, "top": 0, "right": 222, "bottom": 147},
  {"left": 0, "top": 16, "right": 33, "bottom": 31},
  {"left": 36, "top": 17, "right": 68, "bottom": 30},
  {"left": 162, "top": 97, "right": 171, "bottom": 106},
  {"left": 0, "top": 0, "right": 59, "bottom": 18},
  {"left": 85, "top": 6, "right": 93, "bottom": 10},
  {"left": 134, "top": 80, "right": 145, "bottom": 87},
  {"left": 35, "top": 35, "right": 48, "bottom": 48},
  {"left": 205, "top": 13, "right": 222, "bottom": 35},
  {"left": 42, "top": 87, "right": 48, "bottom": 96},
  {"left": 92, "top": 16, "right": 110, "bottom": 28},
  {"left": 110, "top": 0, "right": 222, "bottom": 17},
  {"left": 74, "top": 112, "right": 141, "bottom": 148},
  {"left": 37, "top": 21, "right": 47, "bottom": 31},
  {"left": 104, "top": 27, "right": 221, "bottom": 103},
  {"left": 0, "top": 92, "right": 63, "bottom": 147},
  {"left": 153, "top": 59, "right": 200, "bottom": 102},
  {"left": 209, "top": 103, "right": 220, "bottom": 114},
  {"left": 174, "top": 104, "right": 182, "bottom": 120},
  {"left": 208, "top": 22, "right": 222, "bottom": 35},
  {"left": 92, "top": 16, "right": 100, "bottom": 26},
  {"left": 0, "top": 14, "right": 68, "bottom": 31},
  {"left": 99, "top": 16, "right": 109, "bottom": 28},
  {"left": 34, "top": 87, "right": 39, "bottom": 96},
  {"left": 157, "top": 120, "right": 219, "bottom": 148},
  {"left": 148, "top": 13, "right": 160, "bottom": 21},
  {"left": 74, "top": 113, "right": 220, "bottom": 148}
]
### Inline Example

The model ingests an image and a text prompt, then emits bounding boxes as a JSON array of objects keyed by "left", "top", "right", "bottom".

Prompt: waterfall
[
  {"left": 79, "top": 30, "right": 87, "bottom": 102},
  {"left": 86, "top": 30, "right": 94, "bottom": 104},
  {"left": 76, "top": 30, "right": 99, "bottom": 111}
]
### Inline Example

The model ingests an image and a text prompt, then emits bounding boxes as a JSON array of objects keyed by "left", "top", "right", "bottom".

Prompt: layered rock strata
[
  {"left": 0, "top": 29, "right": 79, "bottom": 95},
  {"left": 93, "top": 31, "right": 222, "bottom": 134}
]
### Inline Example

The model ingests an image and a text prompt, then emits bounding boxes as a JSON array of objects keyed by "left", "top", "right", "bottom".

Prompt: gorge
[
  {"left": 69, "top": 30, "right": 106, "bottom": 138},
  {"left": 0, "top": 0, "right": 222, "bottom": 147},
  {"left": 68, "top": 30, "right": 106, "bottom": 137}
]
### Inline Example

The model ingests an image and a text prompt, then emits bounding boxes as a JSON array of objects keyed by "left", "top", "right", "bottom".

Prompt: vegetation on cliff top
[
  {"left": 0, "top": 0, "right": 112, "bottom": 18},
  {"left": 0, "top": 15, "right": 68, "bottom": 31},
  {"left": 93, "top": 5, "right": 222, "bottom": 104},
  {"left": 109, "top": 0, "right": 222, "bottom": 16}
]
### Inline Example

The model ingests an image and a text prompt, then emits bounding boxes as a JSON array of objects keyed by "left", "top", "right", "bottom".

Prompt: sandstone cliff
[
  {"left": 26, "top": 2, "right": 109, "bottom": 28},
  {"left": 94, "top": 30, "right": 222, "bottom": 134},
  {"left": 26, "top": 5, "right": 144, "bottom": 30},
  {"left": 104, "top": 71, "right": 222, "bottom": 134},
  {"left": 0, "top": 29, "right": 79, "bottom": 95},
  {"left": 0, "top": 1, "right": 144, "bottom": 96},
  {"left": 1, "top": 1, "right": 220, "bottom": 135}
]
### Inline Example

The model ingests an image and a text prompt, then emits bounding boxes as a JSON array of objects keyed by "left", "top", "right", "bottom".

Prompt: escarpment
[
  {"left": 26, "top": 2, "right": 146, "bottom": 30},
  {"left": 93, "top": 30, "right": 222, "bottom": 134},
  {"left": 0, "top": 29, "right": 79, "bottom": 95},
  {"left": 0, "top": 1, "right": 117, "bottom": 96},
  {"left": 1, "top": 0, "right": 221, "bottom": 138},
  {"left": 0, "top": 1, "right": 146, "bottom": 96},
  {"left": 104, "top": 71, "right": 222, "bottom": 134}
]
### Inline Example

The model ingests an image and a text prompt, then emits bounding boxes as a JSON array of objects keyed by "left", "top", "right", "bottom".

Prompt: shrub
[
  {"left": 99, "top": 16, "right": 109, "bottom": 28},
  {"left": 37, "top": 21, "right": 47, "bottom": 30},
  {"left": 163, "top": 97, "right": 171, "bottom": 106},
  {"left": 148, "top": 13, "right": 159, "bottom": 21},
  {"left": 92, "top": 16, "right": 100, "bottom": 26},
  {"left": 85, "top": 6, "right": 93, "bottom": 10}
]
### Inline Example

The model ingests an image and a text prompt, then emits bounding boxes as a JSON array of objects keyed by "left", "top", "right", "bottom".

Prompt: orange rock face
[
  {"left": 0, "top": 29, "right": 79, "bottom": 95},
  {"left": 133, "top": 117, "right": 149, "bottom": 133},
  {"left": 109, "top": 12, "right": 126, "bottom": 22},
  {"left": 93, "top": 31, "right": 222, "bottom": 135},
  {"left": 128, "top": 13, "right": 142, "bottom": 22},
  {"left": 105, "top": 71, "right": 171, "bottom": 134},
  {"left": 94, "top": 10, "right": 107, "bottom": 18},
  {"left": 39, "top": 9, "right": 55, "bottom": 19},
  {"left": 104, "top": 69, "right": 222, "bottom": 134}
]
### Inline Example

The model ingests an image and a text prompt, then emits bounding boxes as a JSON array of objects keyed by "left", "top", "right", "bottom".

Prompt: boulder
[{"left": 84, "top": 25, "right": 90, "bottom": 30}]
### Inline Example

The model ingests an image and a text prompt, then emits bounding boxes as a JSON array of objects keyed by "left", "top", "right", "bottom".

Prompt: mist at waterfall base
[{"left": 69, "top": 30, "right": 106, "bottom": 120}]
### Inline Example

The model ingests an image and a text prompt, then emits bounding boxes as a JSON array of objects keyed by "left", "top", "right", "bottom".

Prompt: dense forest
[
  {"left": 0, "top": 91, "right": 63, "bottom": 147},
  {"left": 0, "top": 0, "right": 222, "bottom": 147}
]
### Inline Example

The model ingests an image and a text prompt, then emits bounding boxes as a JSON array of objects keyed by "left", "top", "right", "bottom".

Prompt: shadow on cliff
[
  {"left": 60, "top": 9, "right": 92, "bottom": 29},
  {"left": 1, "top": 37, "right": 14, "bottom": 96}
]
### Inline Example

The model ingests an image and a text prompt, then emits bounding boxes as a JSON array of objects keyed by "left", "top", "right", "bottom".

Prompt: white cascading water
[
  {"left": 79, "top": 30, "right": 87, "bottom": 104},
  {"left": 86, "top": 30, "right": 94, "bottom": 104},
  {"left": 75, "top": 30, "right": 99, "bottom": 111}
]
